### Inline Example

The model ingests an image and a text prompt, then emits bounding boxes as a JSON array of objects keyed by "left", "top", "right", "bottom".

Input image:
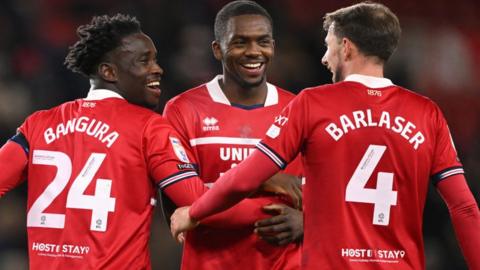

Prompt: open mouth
[
  {"left": 240, "top": 62, "right": 265, "bottom": 77},
  {"left": 147, "top": 81, "right": 160, "bottom": 89},
  {"left": 146, "top": 81, "right": 161, "bottom": 97},
  {"left": 241, "top": 63, "right": 263, "bottom": 70}
]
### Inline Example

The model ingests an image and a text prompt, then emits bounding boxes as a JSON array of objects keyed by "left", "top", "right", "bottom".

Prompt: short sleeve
[
  {"left": 143, "top": 116, "right": 198, "bottom": 190},
  {"left": 257, "top": 91, "right": 308, "bottom": 169}
]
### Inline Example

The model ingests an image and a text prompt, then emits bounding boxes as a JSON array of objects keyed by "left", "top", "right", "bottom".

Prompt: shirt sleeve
[
  {"left": 190, "top": 149, "right": 281, "bottom": 221},
  {"left": 257, "top": 91, "right": 308, "bottom": 169},
  {"left": 143, "top": 116, "right": 199, "bottom": 189},
  {"left": 163, "top": 179, "right": 284, "bottom": 228},
  {"left": 0, "top": 139, "right": 28, "bottom": 197},
  {"left": 430, "top": 104, "right": 464, "bottom": 185},
  {"left": 436, "top": 174, "right": 480, "bottom": 269}
]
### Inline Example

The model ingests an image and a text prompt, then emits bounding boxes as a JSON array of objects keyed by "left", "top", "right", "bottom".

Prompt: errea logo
[{"left": 202, "top": 117, "right": 220, "bottom": 131}]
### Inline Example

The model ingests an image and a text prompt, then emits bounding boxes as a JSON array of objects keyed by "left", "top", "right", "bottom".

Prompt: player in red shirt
[
  {"left": 170, "top": 2, "right": 480, "bottom": 270},
  {"left": 0, "top": 14, "right": 279, "bottom": 270},
  {"left": 163, "top": 1, "right": 302, "bottom": 269}
]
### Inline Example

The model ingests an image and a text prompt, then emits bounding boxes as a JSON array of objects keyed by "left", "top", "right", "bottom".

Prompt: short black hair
[
  {"left": 65, "top": 14, "right": 141, "bottom": 77},
  {"left": 214, "top": 0, "right": 273, "bottom": 42},
  {"left": 323, "top": 2, "right": 401, "bottom": 62}
]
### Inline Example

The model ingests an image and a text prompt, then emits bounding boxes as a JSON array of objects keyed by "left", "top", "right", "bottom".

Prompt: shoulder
[
  {"left": 269, "top": 84, "right": 297, "bottom": 106},
  {"left": 27, "top": 100, "right": 79, "bottom": 122},
  {"left": 292, "top": 84, "right": 334, "bottom": 101},
  {"left": 391, "top": 85, "right": 440, "bottom": 111},
  {"left": 166, "top": 84, "right": 208, "bottom": 109}
]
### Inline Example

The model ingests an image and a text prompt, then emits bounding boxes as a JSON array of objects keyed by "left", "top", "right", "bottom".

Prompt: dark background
[{"left": 0, "top": 0, "right": 478, "bottom": 269}]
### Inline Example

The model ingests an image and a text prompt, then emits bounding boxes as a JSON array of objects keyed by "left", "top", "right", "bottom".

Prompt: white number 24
[
  {"left": 345, "top": 145, "right": 397, "bottom": 226},
  {"left": 27, "top": 150, "right": 116, "bottom": 232}
]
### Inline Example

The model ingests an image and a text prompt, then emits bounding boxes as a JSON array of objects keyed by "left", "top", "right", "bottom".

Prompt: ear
[
  {"left": 341, "top": 38, "right": 355, "bottom": 61},
  {"left": 98, "top": 62, "right": 117, "bottom": 83},
  {"left": 212, "top": 40, "right": 223, "bottom": 61}
]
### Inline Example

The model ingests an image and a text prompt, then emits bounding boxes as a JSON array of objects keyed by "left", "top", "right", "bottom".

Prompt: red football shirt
[
  {"left": 256, "top": 75, "right": 464, "bottom": 269},
  {"left": 190, "top": 75, "right": 465, "bottom": 270},
  {"left": 15, "top": 90, "right": 198, "bottom": 270},
  {"left": 164, "top": 76, "right": 301, "bottom": 270}
]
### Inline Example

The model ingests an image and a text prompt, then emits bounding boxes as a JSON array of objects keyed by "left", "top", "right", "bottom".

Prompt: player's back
[
  {"left": 20, "top": 92, "right": 162, "bottom": 269},
  {"left": 294, "top": 77, "right": 461, "bottom": 269}
]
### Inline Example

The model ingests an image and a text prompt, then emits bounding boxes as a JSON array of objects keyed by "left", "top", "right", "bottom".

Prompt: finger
[
  {"left": 177, "top": 232, "right": 185, "bottom": 243},
  {"left": 255, "top": 222, "right": 290, "bottom": 234},
  {"left": 262, "top": 203, "right": 286, "bottom": 213},
  {"left": 259, "top": 232, "right": 292, "bottom": 246},
  {"left": 255, "top": 214, "right": 287, "bottom": 227},
  {"left": 294, "top": 186, "right": 303, "bottom": 209}
]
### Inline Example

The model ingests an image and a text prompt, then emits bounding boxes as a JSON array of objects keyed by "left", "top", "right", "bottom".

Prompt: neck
[
  {"left": 90, "top": 79, "right": 119, "bottom": 93},
  {"left": 219, "top": 75, "right": 268, "bottom": 106},
  {"left": 344, "top": 56, "right": 384, "bottom": 79}
]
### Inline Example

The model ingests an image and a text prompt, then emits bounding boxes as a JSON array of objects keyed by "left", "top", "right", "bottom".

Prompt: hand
[
  {"left": 170, "top": 206, "right": 199, "bottom": 243},
  {"left": 260, "top": 173, "right": 302, "bottom": 209},
  {"left": 254, "top": 204, "right": 303, "bottom": 245}
]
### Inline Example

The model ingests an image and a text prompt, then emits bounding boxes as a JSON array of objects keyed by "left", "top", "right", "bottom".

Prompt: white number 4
[
  {"left": 345, "top": 145, "right": 397, "bottom": 226},
  {"left": 27, "top": 150, "right": 116, "bottom": 232}
]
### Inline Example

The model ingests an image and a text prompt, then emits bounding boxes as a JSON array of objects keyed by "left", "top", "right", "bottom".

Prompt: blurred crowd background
[{"left": 0, "top": 0, "right": 478, "bottom": 269}]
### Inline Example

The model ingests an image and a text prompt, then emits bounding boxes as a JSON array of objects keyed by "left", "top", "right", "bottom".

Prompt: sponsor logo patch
[
  {"left": 177, "top": 163, "right": 195, "bottom": 170},
  {"left": 266, "top": 124, "right": 281, "bottom": 139},
  {"left": 169, "top": 137, "right": 190, "bottom": 162}
]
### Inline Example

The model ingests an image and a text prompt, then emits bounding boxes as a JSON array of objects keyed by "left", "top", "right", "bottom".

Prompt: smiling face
[
  {"left": 322, "top": 24, "right": 345, "bottom": 83},
  {"left": 213, "top": 14, "right": 274, "bottom": 89},
  {"left": 107, "top": 32, "right": 163, "bottom": 108}
]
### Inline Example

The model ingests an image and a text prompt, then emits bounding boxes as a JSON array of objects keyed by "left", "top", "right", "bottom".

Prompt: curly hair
[
  {"left": 64, "top": 14, "right": 141, "bottom": 77},
  {"left": 214, "top": 0, "right": 273, "bottom": 42}
]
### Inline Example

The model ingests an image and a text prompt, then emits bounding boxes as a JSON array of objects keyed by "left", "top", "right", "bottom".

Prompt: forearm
[
  {"left": 163, "top": 176, "right": 281, "bottom": 228},
  {"left": 0, "top": 141, "right": 28, "bottom": 197},
  {"left": 437, "top": 174, "right": 480, "bottom": 269},
  {"left": 190, "top": 150, "right": 280, "bottom": 221}
]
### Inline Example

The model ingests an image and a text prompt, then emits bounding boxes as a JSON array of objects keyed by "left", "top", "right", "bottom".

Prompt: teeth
[
  {"left": 243, "top": 63, "right": 261, "bottom": 69},
  {"left": 147, "top": 81, "right": 160, "bottom": 87}
]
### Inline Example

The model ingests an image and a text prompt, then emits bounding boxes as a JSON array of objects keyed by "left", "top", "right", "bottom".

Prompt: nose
[
  {"left": 152, "top": 61, "right": 164, "bottom": 75},
  {"left": 321, "top": 53, "right": 328, "bottom": 67},
  {"left": 245, "top": 42, "right": 262, "bottom": 57}
]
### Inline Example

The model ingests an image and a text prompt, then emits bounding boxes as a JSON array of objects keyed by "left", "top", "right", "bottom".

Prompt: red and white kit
[{"left": 164, "top": 76, "right": 301, "bottom": 270}]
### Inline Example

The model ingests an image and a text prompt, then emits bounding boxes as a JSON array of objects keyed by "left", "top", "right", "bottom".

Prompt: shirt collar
[
  {"left": 206, "top": 75, "right": 279, "bottom": 106},
  {"left": 344, "top": 74, "right": 394, "bottom": 88},
  {"left": 85, "top": 89, "right": 124, "bottom": 100}
]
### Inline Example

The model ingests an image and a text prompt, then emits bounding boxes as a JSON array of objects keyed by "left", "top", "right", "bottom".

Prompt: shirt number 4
[
  {"left": 27, "top": 150, "right": 116, "bottom": 232},
  {"left": 345, "top": 145, "right": 397, "bottom": 226}
]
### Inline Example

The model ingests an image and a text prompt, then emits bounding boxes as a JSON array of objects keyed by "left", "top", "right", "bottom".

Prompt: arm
[
  {"left": 436, "top": 174, "right": 480, "bottom": 269},
  {"left": 190, "top": 149, "right": 280, "bottom": 221},
  {"left": 163, "top": 101, "right": 283, "bottom": 228},
  {"left": 258, "top": 153, "right": 303, "bottom": 209},
  {"left": 0, "top": 141, "right": 28, "bottom": 197},
  {"left": 170, "top": 151, "right": 280, "bottom": 240},
  {"left": 162, "top": 177, "right": 282, "bottom": 229},
  {"left": 259, "top": 173, "right": 302, "bottom": 210}
]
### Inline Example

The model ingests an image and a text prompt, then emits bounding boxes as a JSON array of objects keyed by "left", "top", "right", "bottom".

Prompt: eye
[
  {"left": 231, "top": 39, "right": 246, "bottom": 47},
  {"left": 259, "top": 38, "right": 272, "bottom": 47}
]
